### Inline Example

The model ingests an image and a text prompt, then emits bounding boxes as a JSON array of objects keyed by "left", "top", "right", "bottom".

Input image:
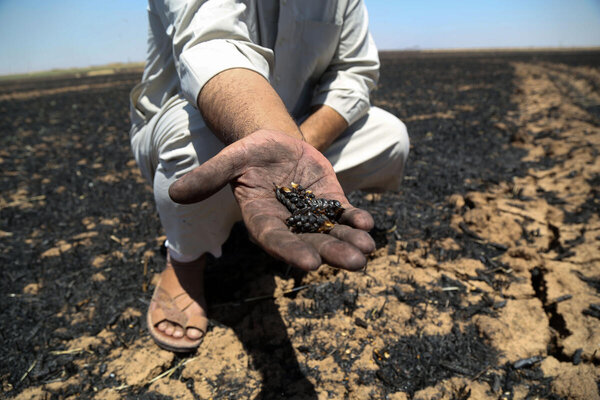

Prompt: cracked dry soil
[{"left": 1, "top": 51, "right": 599, "bottom": 399}]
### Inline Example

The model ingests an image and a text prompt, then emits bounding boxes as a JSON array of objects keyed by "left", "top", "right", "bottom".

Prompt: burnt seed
[
  {"left": 276, "top": 191, "right": 284, "bottom": 203},
  {"left": 274, "top": 183, "right": 345, "bottom": 233}
]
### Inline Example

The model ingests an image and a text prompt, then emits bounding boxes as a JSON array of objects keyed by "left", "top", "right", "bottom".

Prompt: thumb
[{"left": 169, "top": 141, "right": 245, "bottom": 204}]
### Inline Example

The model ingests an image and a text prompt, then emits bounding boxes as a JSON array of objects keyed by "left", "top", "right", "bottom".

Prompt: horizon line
[{"left": 2, "top": 45, "right": 599, "bottom": 79}]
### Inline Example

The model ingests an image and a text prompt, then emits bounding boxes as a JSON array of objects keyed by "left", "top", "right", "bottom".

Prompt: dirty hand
[{"left": 168, "top": 129, "right": 376, "bottom": 271}]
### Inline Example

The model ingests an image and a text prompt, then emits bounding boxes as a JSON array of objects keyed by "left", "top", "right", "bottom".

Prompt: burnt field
[{"left": 1, "top": 50, "right": 599, "bottom": 399}]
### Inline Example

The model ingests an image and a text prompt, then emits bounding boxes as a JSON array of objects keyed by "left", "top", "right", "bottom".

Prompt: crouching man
[{"left": 129, "top": 0, "right": 410, "bottom": 352}]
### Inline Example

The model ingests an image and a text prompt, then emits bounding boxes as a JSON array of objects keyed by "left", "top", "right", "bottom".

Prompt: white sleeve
[
  {"left": 310, "top": 0, "right": 380, "bottom": 126},
  {"left": 151, "top": 0, "right": 273, "bottom": 106}
]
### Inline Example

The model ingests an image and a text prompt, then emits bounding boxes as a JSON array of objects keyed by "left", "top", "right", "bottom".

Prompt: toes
[
  {"left": 156, "top": 320, "right": 189, "bottom": 339},
  {"left": 186, "top": 327, "right": 204, "bottom": 340},
  {"left": 157, "top": 321, "right": 168, "bottom": 332},
  {"left": 172, "top": 326, "right": 184, "bottom": 338},
  {"left": 164, "top": 323, "right": 175, "bottom": 336}
]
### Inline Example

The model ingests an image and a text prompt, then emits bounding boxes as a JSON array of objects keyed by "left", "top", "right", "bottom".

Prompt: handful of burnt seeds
[{"left": 274, "top": 182, "right": 344, "bottom": 233}]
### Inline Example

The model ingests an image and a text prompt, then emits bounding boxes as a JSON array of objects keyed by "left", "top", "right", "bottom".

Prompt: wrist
[
  {"left": 300, "top": 104, "right": 348, "bottom": 152},
  {"left": 299, "top": 126, "right": 325, "bottom": 151}
]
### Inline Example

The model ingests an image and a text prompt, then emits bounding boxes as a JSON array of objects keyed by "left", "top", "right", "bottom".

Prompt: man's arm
[
  {"left": 309, "top": 0, "right": 379, "bottom": 139},
  {"left": 176, "top": 67, "right": 376, "bottom": 272},
  {"left": 198, "top": 68, "right": 303, "bottom": 144},
  {"left": 290, "top": 0, "right": 378, "bottom": 153},
  {"left": 152, "top": 0, "right": 274, "bottom": 120},
  {"left": 300, "top": 105, "right": 348, "bottom": 152},
  {"left": 199, "top": 67, "right": 348, "bottom": 153}
]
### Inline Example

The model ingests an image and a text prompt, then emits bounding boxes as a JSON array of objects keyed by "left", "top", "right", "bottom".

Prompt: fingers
[
  {"left": 255, "top": 223, "right": 323, "bottom": 271},
  {"left": 299, "top": 234, "right": 367, "bottom": 271},
  {"left": 244, "top": 207, "right": 373, "bottom": 272},
  {"left": 339, "top": 206, "right": 375, "bottom": 231},
  {"left": 308, "top": 192, "right": 374, "bottom": 232},
  {"left": 328, "top": 225, "right": 375, "bottom": 254},
  {"left": 244, "top": 197, "right": 374, "bottom": 271},
  {"left": 298, "top": 225, "right": 375, "bottom": 271},
  {"left": 169, "top": 143, "right": 243, "bottom": 204}
]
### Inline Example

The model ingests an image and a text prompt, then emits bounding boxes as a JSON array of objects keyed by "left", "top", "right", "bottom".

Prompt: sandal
[{"left": 147, "top": 273, "right": 208, "bottom": 353}]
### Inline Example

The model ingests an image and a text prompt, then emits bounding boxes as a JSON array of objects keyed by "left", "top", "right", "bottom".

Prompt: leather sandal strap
[
  {"left": 151, "top": 286, "right": 188, "bottom": 327},
  {"left": 185, "top": 313, "right": 208, "bottom": 334},
  {"left": 173, "top": 292, "right": 194, "bottom": 311},
  {"left": 150, "top": 303, "right": 167, "bottom": 325}
]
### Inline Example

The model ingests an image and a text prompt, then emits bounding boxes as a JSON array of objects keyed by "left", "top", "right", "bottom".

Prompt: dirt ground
[{"left": 1, "top": 50, "right": 599, "bottom": 399}]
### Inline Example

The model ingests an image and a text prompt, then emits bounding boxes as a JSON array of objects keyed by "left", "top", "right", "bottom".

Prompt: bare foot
[{"left": 148, "top": 253, "right": 208, "bottom": 348}]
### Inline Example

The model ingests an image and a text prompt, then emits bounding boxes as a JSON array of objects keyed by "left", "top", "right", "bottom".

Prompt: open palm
[{"left": 169, "top": 130, "right": 375, "bottom": 271}]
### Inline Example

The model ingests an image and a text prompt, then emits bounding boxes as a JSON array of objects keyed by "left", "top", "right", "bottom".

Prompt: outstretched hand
[{"left": 169, "top": 130, "right": 375, "bottom": 271}]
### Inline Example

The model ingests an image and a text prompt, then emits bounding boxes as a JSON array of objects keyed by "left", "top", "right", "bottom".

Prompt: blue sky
[{"left": 0, "top": 0, "right": 599, "bottom": 75}]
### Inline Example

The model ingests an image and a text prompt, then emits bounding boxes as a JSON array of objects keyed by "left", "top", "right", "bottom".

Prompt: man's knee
[
  {"left": 333, "top": 108, "right": 410, "bottom": 192},
  {"left": 373, "top": 107, "right": 410, "bottom": 168},
  {"left": 365, "top": 107, "right": 410, "bottom": 188}
]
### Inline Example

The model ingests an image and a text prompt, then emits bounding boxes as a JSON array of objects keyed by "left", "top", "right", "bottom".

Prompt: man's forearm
[
  {"left": 198, "top": 68, "right": 303, "bottom": 145},
  {"left": 198, "top": 68, "right": 348, "bottom": 152},
  {"left": 300, "top": 105, "right": 348, "bottom": 152}
]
